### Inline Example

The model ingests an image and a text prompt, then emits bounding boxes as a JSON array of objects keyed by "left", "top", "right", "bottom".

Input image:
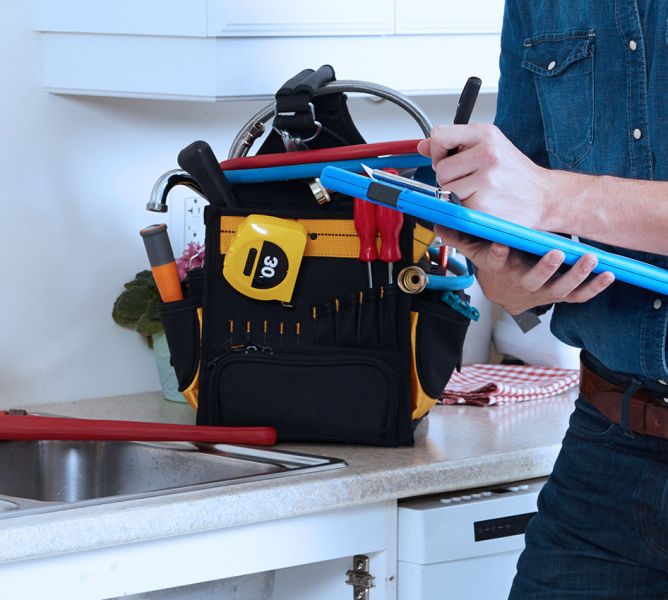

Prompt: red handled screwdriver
[
  {"left": 376, "top": 168, "right": 403, "bottom": 285},
  {"left": 354, "top": 196, "right": 378, "bottom": 288}
]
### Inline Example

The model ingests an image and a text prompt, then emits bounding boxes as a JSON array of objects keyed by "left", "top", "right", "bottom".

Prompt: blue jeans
[{"left": 508, "top": 396, "right": 668, "bottom": 599}]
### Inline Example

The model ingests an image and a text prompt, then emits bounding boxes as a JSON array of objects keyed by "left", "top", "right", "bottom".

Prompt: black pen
[
  {"left": 448, "top": 76, "right": 482, "bottom": 156},
  {"left": 446, "top": 77, "right": 482, "bottom": 275},
  {"left": 453, "top": 76, "right": 482, "bottom": 124}
]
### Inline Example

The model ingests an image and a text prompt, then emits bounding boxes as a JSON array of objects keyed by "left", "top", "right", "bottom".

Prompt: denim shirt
[{"left": 494, "top": 0, "right": 668, "bottom": 380}]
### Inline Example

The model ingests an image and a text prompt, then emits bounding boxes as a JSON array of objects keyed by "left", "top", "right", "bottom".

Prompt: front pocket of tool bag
[
  {"left": 207, "top": 348, "right": 400, "bottom": 445},
  {"left": 158, "top": 296, "right": 202, "bottom": 394},
  {"left": 412, "top": 295, "right": 470, "bottom": 400}
]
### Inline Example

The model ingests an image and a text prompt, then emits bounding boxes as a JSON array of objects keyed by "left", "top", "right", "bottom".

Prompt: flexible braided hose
[{"left": 228, "top": 80, "right": 433, "bottom": 159}]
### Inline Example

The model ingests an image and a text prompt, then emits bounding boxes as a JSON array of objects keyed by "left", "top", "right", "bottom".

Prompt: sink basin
[{"left": 0, "top": 440, "right": 346, "bottom": 518}]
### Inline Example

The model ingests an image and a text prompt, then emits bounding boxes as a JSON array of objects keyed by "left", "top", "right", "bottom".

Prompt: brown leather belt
[{"left": 580, "top": 361, "right": 668, "bottom": 439}]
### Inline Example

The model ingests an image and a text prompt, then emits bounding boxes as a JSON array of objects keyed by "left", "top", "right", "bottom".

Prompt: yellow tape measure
[{"left": 222, "top": 215, "right": 307, "bottom": 302}]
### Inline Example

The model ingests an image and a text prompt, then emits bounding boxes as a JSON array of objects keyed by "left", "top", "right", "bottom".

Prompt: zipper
[
  {"left": 206, "top": 343, "right": 274, "bottom": 369},
  {"left": 207, "top": 346, "right": 399, "bottom": 431}
]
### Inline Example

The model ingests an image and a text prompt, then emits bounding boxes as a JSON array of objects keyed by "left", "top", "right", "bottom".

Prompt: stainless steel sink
[{"left": 0, "top": 440, "right": 346, "bottom": 518}]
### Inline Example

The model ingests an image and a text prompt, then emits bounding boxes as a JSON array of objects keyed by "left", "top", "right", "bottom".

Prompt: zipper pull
[{"left": 206, "top": 343, "right": 274, "bottom": 368}]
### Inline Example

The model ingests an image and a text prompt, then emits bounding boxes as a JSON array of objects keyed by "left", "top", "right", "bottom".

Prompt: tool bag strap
[
  {"left": 274, "top": 65, "right": 337, "bottom": 134},
  {"left": 228, "top": 75, "right": 434, "bottom": 159}
]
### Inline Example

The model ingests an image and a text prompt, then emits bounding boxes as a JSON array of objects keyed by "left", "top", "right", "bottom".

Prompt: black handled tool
[
  {"left": 448, "top": 76, "right": 482, "bottom": 157},
  {"left": 177, "top": 140, "right": 238, "bottom": 208}
]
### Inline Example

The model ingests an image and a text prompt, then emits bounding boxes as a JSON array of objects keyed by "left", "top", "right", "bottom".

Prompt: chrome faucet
[{"left": 146, "top": 169, "right": 205, "bottom": 213}]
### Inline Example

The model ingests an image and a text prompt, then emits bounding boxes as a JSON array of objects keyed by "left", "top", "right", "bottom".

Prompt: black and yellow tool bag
[{"left": 159, "top": 67, "right": 470, "bottom": 446}]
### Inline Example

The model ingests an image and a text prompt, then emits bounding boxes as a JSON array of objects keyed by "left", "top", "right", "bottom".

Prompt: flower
[{"left": 176, "top": 242, "right": 205, "bottom": 281}]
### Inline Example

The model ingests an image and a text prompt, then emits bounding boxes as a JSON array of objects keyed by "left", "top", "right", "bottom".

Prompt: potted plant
[{"left": 112, "top": 242, "right": 204, "bottom": 402}]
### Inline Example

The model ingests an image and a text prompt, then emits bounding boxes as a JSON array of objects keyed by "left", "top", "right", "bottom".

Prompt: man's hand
[
  {"left": 437, "top": 227, "right": 615, "bottom": 314},
  {"left": 417, "top": 124, "right": 563, "bottom": 231}
]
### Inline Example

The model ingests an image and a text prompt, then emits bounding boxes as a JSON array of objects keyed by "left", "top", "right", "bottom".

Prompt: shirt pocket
[{"left": 521, "top": 29, "right": 596, "bottom": 168}]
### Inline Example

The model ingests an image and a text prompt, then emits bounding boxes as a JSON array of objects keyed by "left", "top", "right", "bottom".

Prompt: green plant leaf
[
  {"left": 112, "top": 285, "right": 157, "bottom": 327},
  {"left": 113, "top": 270, "right": 162, "bottom": 347},
  {"left": 135, "top": 308, "right": 163, "bottom": 338},
  {"left": 124, "top": 270, "right": 157, "bottom": 290}
]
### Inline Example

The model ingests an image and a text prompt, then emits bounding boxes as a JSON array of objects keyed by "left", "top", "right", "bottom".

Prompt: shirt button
[
  {"left": 633, "top": 128, "right": 643, "bottom": 140},
  {"left": 629, "top": 40, "right": 638, "bottom": 51},
  {"left": 547, "top": 60, "right": 557, "bottom": 71},
  {"left": 653, "top": 298, "right": 662, "bottom": 310}
]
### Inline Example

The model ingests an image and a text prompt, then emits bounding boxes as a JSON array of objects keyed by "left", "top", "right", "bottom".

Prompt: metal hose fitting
[{"left": 397, "top": 266, "right": 429, "bottom": 294}]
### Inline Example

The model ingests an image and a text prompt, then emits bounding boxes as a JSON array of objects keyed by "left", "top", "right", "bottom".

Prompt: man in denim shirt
[{"left": 418, "top": 0, "right": 668, "bottom": 597}]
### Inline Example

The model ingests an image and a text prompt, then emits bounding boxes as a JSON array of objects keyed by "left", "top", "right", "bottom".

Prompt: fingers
[
  {"left": 435, "top": 226, "right": 487, "bottom": 262},
  {"left": 519, "top": 251, "right": 565, "bottom": 292},
  {"left": 432, "top": 143, "right": 495, "bottom": 187},
  {"left": 547, "top": 253, "right": 599, "bottom": 299},
  {"left": 416, "top": 138, "right": 431, "bottom": 157},
  {"left": 564, "top": 272, "right": 615, "bottom": 303},
  {"left": 424, "top": 124, "right": 497, "bottom": 163},
  {"left": 434, "top": 225, "right": 464, "bottom": 248},
  {"left": 484, "top": 243, "right": 510, "bottom": 272},
  {"left": 436, "top": 225, "right": 511, "bottom": 273}
]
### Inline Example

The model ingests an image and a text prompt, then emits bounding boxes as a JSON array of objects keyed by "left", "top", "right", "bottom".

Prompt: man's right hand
[{"left": 436, "top": 226, "right": 616, "bottom": 314}]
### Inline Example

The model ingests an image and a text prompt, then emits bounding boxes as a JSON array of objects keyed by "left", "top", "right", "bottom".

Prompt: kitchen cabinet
[
  {"left": 32, "top": 0, "right": 503, "bottom": 101},
  {"left": 0, "top": 502, "right": 397, "bottom": 600},
  {"left": 0, "top": 392, "right": 573, "bottom": 599},
  {"left": 396, "top": 0, "right": 505, "bottom": 33}
]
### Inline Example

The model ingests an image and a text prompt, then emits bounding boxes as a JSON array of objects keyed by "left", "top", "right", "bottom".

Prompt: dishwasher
[{"left": 397, "top": 477, "right": 546, "bottom": 600}]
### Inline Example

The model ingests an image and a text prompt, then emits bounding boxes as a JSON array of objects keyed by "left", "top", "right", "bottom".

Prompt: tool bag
[{"left": 159, "top": 66, "right": 471, "bottom": 446}]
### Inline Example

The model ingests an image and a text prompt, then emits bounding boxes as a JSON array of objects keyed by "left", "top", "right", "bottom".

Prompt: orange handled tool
[{"left": 140, "top": 224, "right": 183, "bottom": 303}]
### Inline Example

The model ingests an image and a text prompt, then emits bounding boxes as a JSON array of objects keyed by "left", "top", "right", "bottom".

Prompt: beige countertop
[{"left": 0, "top": 392, "right": 575, "bottom": 564}]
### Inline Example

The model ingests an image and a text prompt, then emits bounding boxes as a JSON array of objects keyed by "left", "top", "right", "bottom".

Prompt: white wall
[{"left": 1, "top": 2, "right": 498, "bottom": 406}]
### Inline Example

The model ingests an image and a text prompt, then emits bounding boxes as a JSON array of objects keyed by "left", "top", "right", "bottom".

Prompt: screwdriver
[
  {"left": 375, "top": 168, "right": 403, "bottom": 285},
  {"left": 354, "top": 196, "right": 378, "bottom": 288}
]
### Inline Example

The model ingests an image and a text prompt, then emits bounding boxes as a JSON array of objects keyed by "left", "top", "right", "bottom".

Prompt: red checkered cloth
[{"left": 441, "top": 363, "right": 580, "bottom": 406}]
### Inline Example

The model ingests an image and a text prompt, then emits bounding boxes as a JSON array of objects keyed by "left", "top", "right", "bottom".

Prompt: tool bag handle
[{"left": 228, "top": 78, "right": 434, "bottom": 159}]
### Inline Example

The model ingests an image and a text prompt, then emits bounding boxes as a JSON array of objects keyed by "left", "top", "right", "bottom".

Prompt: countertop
[{"left": 0, "top": 392, "right": 575, "bottom": 564}]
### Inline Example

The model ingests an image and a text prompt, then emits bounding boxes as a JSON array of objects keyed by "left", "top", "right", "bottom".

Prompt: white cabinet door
[
  {"left": 208, "top": 0, "right": 394, "bottom": 36},
  {"left": 0, "top": 503, "right": 394, "bottom": 600},
  {"left": 32, "top": 0, "right": 209, "bottom": 36},
  {"left": 33, "top": 0, "right": 394, "bottom": 37},
  {"left": 32, "top": 0, "right": 502, "bottom": 99},
  {"left": 396, "top": 0, "right": 505, "bottom": 34}
]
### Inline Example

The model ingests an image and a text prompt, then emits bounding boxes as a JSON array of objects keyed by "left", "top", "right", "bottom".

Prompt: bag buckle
[{"left": 273, "top": 102, "right": 322, "bottom": 151}]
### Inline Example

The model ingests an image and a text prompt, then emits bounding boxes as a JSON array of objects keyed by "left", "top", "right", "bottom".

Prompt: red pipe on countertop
[{"left": 0, "top": 413, "right": 277, "bottom": 446}]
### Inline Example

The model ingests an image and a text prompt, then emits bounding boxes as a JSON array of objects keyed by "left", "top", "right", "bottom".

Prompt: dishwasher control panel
[{"left": 397, "top": 478, "right": 546, "bottom": 564}]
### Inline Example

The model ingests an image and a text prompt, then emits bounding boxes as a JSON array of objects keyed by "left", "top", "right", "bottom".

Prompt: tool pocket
[
  {"left": 410, "top": 295, "right": 470, "bottom": 420},
  {"left": 312, "top": 286, "right": 402, "bottom": 350},
  {"left": 207, "top": 347, "right": 401, "bottom": 445},
  {"left": 195, "top": 204, "right": 417, "bottom": 446},
  {"left": 158, "top": 269, "right": 204, "bottom": 409},
  {"left": 522, "top": 29, "right": 595, "bottom": 168}
]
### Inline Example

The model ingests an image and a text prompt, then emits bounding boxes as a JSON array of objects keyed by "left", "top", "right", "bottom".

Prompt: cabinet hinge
[{"left": 345, "top": 554, "right": 375, "bottom": 600}]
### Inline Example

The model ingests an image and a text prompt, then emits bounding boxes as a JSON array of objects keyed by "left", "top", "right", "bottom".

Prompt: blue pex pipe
[{"left": 223, "top": 153, "right": 431, "bottom": 185}]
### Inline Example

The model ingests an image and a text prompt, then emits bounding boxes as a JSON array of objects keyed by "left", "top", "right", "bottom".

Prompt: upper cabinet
[{"left": 32, "top": 0, "right": 503, "bottom": 101}]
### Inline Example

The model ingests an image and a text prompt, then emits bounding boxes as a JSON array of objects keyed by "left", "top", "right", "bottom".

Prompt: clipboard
[{"left": 319, "top": 165, "right": 668, "bottom": 295}]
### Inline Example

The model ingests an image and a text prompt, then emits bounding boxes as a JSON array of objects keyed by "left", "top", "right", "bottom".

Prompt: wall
[{"left": 1, "top": 2, "right": 498, "bottom": 406}]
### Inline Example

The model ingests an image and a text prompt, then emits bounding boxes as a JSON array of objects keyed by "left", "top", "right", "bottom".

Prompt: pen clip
[{"left": 361, "top": 164, "right": 457, "bottom": 203}]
